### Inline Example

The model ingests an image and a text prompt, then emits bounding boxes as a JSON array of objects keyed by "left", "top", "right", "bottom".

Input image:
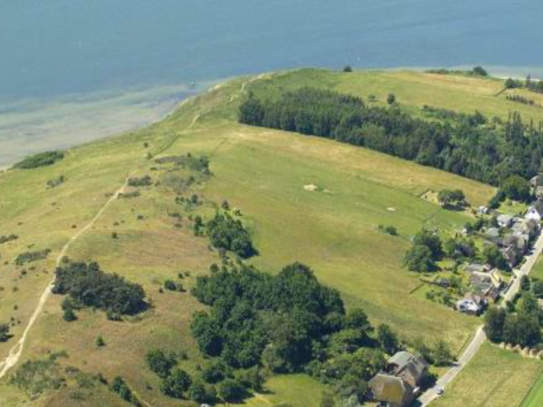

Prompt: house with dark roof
[{"left": 369, "top": 351, "right": 428, "bottom": 407}]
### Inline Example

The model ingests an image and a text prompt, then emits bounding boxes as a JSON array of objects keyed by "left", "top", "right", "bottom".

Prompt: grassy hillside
[{"left": 0, "top": 68, "right": 529, "bottom": 407}]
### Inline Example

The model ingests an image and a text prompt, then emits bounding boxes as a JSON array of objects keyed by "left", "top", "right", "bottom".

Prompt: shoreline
[
  {"left": 0, "top": 83, "right": 210, "bottom": 170},
  {"left": 0, "top": 65, "right": 540, "bottom": 171}
]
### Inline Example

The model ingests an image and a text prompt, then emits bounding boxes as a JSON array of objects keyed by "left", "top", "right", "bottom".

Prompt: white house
[{"left": 526, "top": 202, "right": 543, "bottom": 223}]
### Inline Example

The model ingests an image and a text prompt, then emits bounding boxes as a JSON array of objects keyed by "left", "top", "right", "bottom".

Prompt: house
[
  {"left": 489, "top": 269, "right": 504, "bottom": 290},
  {"left": 484, "top": 228, "right": 501, "bottom": 245},
  {"left": 464, "top": 263, "right": 488, "bottom": 274},
  {"left": 436, "top": 278, "right": 451, "bottom": 288},
  {"left": 497, "top": 214, "right": 514, "bottom": 228},
  {"left": 512, "top": 218, "right": 540, "bottom": 241},
  {"left": 369, "top": 352, "right": 428, "bottom": 407},
  {"left": 502, "top": 234, "right": 529, "bottom": 255},
  {"left": 456, "top": 298, "right": 482, "bottom": 316},
  {"left": 526, "top": 200, "right": 543, "bottom": 223},
  {"left": 501, "top": 245, "right": 522, "bottom": 268}
]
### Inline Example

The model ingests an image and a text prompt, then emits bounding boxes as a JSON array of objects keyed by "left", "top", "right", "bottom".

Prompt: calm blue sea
[{"left": 1, "top": 0, "right": 542, "bottom": 164}]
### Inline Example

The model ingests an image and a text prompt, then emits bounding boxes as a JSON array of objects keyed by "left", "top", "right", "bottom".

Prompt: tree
[
  {"left": 146, "top": 349, "right": 177, "bottom": 378},
  {"left": 437, "top": 189, "right": 466, "bottom": 208},
  {"left": 63, "top": 307, "right": 77, "bottom": 322},
  {"left": 484, "top": 306, "right": 506, "bottom": 342},
  {"left": 387, "top": 93, "right": 396, "bottom": 105},
  {"left": 160, "top": 368, "right": 192, "bottom": 399},
  {"left": 343, "top": 65, "right": 353, "bottom": 73},
  {"left": 521, "top": 275, "right": 532, "bottom": 292},
  {"left": 413, "top": 230, "right": 444, "bottom": 260},
  {"left": 503, "top": 313, "right": 542, "bottom": 347},
  {"left": 218, "top": 378, "right": 246, "bottom": 402},
  {"left": 500, "top": 176, "right": 531, "bottom": 202},
  {"left": 432, "top": 340, "right": 454, "bottom": 366},
  {"left": 191, "top": 311, "right": 223, "bottom": 357},
  {"left": 0, "top": 324, "right": 10, "bottom": 342},
  {"left": 238, "top": 92, "right": 264, "bottom": 126},
  {"left": 188, "top": 381, "right": 217, "bottom": 404},
  {"left": 483, "top": 245, "right": 508, "bottom": 270},
  {"left": 472, "top": 66, "right": 488, "bottom": 77},
  {"left": 377, "top": 324, "right": 400, "bottom": 355},
  {"left": 404, "top": 244, "right": 436, "bottom": 272},
  {"left": 532, "top": 279, "right": 543, "bottom": 298},
  {"left": 235, "top": 366, "right": 264, "bottom": 392},
  {"left": 505, "top": 78, "right": 516, "bottom": 89}
]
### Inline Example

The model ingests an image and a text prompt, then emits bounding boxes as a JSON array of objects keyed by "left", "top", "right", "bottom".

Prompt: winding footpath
[
  {"left": 419, "top": 230, "right": 543, "bottom": 406},
  {"left": 0, "top": 77, "right": 260, "bottom": 383},
  {"left": 0, "top": 175, "right": 133, "bottom": 380}
]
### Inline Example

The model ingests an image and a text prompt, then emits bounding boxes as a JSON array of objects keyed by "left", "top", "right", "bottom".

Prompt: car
[{"left": 436, "top": 386, "right": 445, "bottom": 396}]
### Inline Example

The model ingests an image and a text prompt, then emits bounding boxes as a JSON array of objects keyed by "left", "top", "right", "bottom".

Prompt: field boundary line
[{"left": 517, "top": 367, "right": 543, "bottom": 407}]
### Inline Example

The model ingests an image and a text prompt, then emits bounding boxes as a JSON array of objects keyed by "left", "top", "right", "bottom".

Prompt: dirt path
[
  {"left": 0, "top": 76, "right": 258, "bottom": 382},
  {"left": 0, "top": 174, "right": 133, "bottom": 380}
]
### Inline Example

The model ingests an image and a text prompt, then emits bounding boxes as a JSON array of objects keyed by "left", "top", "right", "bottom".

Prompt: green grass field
[
  {"left": 432, "top": 343, "right": 543, "bottom": 407},
  {"left": 520, "top": 371, "right": 543, "bottom": 407},
  {"left": 2, "top": 68, "right": 540, "bottom": 407}
]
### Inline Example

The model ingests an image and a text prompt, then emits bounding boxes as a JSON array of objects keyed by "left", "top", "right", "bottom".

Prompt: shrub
[
  {"left": 160, "top": 368, "right": 192, "bottom": 399},
  {"left": 13, "top": 151, "right": 64, "bottom": 169},
  {"left": 128, "top": 175, "right": 152, "bottom": 187},
  {"left": 9, "top": 355, "right": 65, "bottom": 398},
  {"left": 218, "top": 378, "right": 246, "bottom": 402},
  {"left": 63, "top": 308, "right": 77, "bottom": 322},
  {"left": 0, "top": 234, "right": 18, "bottom": 245},
  {"left": 15, "top": 249, "right": 51, "bottom": 266},
  {"left": 53, "top": 261, "right": 146, "bottom": 315},
  {"left": 96, "top": 336, "right": 105, "bottom": 347},
  {"left": 189, "top": 381, "right": 217, "bottom": 404},
  {"left": 146, "top": 349, "right": 177, "bottom": 378},
  {"left": 0, "top": 323, "right": 11, "bottom": 342},
  {"left": 206, "top": 213, "right": 255, "bottom": 258}
]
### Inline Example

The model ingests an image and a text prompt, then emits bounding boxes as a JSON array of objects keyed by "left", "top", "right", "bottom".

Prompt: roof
[
  {"left": 530, "top": 200, "right": 543, "bottom": 216},
  {"left": 457, "top": 299, "right": 481, "bottom": 312},
  {"left": 465, "top": 263, "right": 486, "bottom": 274},
  {"left": 497, "top": 214, "right": 513, "bottom": 224},
  {"left": 388, "top": 351, "right": 428, "bottom": 383},
  {"left": 369, "top": 374, "right": 409, "bottom": 405}
]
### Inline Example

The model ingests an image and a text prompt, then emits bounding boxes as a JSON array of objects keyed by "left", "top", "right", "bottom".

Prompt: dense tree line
[
  {"left": 239, "top": 88, "right": 543, "bottom": 186},
  {"left": 505, "top": 75, "right": 543, "bottom": 94},
  {"left": 189, "top": 262, "right": 411, "bottom": 404},
  {"left": 52, "top": 261, "right": 146, "bottom": 316},
  {"left": 485, "top": 277, "right": 543, "bottom": 347}
]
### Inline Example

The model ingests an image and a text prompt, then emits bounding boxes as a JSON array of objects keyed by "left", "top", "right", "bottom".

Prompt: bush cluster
[{"left": 52, "top": 261, "right": 146, "bottom": 316}]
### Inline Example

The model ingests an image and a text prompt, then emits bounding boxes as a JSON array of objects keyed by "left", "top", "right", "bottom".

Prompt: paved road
[{"left": 418, "top": 230, "right": 543, "bottom": 406}]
